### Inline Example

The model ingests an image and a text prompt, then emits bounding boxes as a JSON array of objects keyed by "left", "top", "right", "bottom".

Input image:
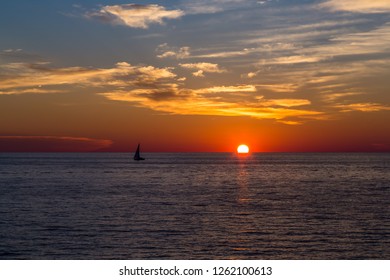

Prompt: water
[{"left": 0, "top": 153, "right": 389, "bottom": 259}]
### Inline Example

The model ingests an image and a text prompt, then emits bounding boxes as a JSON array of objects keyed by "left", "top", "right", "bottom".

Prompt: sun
[{"left": 237, "top": 144, "right": 249, "bottom": 154}]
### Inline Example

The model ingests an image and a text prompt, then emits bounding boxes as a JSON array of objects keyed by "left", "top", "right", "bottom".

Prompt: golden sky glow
[{"left": 0, "top": 1, "right": 389, "bottom": 152}]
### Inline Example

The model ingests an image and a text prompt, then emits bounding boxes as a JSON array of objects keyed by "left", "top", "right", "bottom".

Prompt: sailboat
[{"left": 133, "top": 143, "right": 145, "bottom": 161}]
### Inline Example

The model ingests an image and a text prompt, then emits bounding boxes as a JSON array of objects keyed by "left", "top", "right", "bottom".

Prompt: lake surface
[{"left": 0, "top": 153, "right": 389, "bottom": 259}]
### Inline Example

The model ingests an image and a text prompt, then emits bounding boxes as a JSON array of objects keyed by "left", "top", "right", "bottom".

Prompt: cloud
[
  {"left": 104, "top": 91, "right": 322, "bottom": 122},
  {"left": 240, "top": 18, "right": 390, "bottom": 62},
  {"left": 320, "top": 0, "right": 390, "bottom": 13},
  {"left": 334, "top": 103, "right": 390, "bottom": 112},
  {"left": 278, "top": 120, "right": 304, "bottom": 125},
  {"left": 194, "top": 48, "right": 256, "bottom": 59},
  {"left": 101, "top": 84, "right": 321, "bottom": 124},
  {"left": 246, "top": 72, "right": 258, "bottom": 78},
  {"left": 156, "top": 43, "right": 190, "bottom": 59},
  {"left": 257, "top": 0, "right": 273, "bottom": 5},
  {"left": 0, "top": 88, "right": 65, "bottom": 95},
  {"left": 195, "top": 85, "right": 257, "bottom": 93},
  {"left": 262, "top": 99, "right": 312, "bottom": 107},
  {"left": 238, "top": 18, "right": 390, "bottom": 106},
  {"left": 181, "top": 0, "right": 260, "bottom": 14},
  {"left": 327, "top": 23, "right": 390, "bottom": 55},
  {"left": 0, "top": 49, "right": 43, "bottom": 62},
  {"left": 1, "top": 49, "right": 23, "bottom": 55},
  {"left": 179, "top": 62, "right": 226, "bottom": 77},
  {"left": 256, "top": 84, "right": 299, "bottom": 93},
  {"left": 0, "top": 136, "right": 113, "bottom": 152},
  {"left": 2, "top": 44, "right": 388, "bottom": 125},
  {"left": 268, "top": 55, "right": 325, "bottom": 65},
  {"left": 322, "top": 92, "right": 364, "bottom": 102},
  {"left": 0, "top": 62, "right": 177, "bottom": 93},
  {"left": 86, "top": 4, "right": 184, "bottom": 29},
  {"left": 0, "top": 57, "right": 330, "bottom": 124}
]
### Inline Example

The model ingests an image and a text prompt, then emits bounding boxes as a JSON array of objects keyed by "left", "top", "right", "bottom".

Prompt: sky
[{"left": 0, "top": 0, "right": 390, "bottom": 152}]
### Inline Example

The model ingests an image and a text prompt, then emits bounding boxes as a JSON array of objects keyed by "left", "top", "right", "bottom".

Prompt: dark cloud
[{"left": 0, "top": 136, "right": 113, "bottom": 152}]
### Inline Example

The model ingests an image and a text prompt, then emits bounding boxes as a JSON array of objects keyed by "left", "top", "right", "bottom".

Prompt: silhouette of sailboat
[{"left": 133, "top": 143, "right": 145, "bottom": 161}]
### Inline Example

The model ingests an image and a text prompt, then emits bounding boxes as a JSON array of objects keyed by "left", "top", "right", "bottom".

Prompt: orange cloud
[
  {"left": 2, "top": 57, "right": 388, "bottom": 126},
  {"left": 101, "top": 86, "right": 322, "bottom": 124},
  {"left": 86, "top": 4, "right": 184, "bottom": 29},
  {"left": 262, "top": 99, "right": 312, "bottom": 107},
  {"left": 195, "top": 85, "right": 257, "bottom": 93}
]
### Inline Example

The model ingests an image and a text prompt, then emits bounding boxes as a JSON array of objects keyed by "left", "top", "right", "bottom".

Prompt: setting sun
[{"left": 237, "top": 144, "right": 249, "bottom": 154}]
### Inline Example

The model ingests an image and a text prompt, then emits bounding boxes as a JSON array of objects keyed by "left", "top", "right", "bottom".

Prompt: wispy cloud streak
[{"left": 320, "top": 0, "right": 390, "bottom": 13}]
